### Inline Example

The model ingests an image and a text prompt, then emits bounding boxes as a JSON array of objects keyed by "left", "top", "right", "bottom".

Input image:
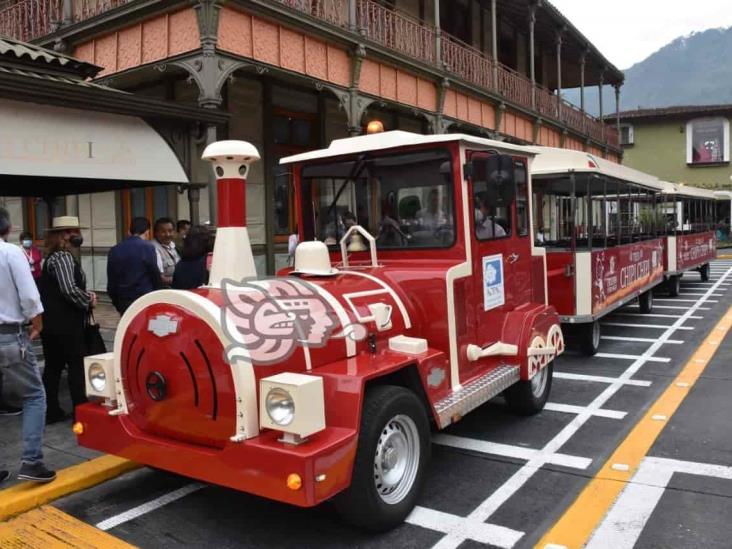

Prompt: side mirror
[{"left": 472, "top": 154, "right": 515, "bottom": 205}]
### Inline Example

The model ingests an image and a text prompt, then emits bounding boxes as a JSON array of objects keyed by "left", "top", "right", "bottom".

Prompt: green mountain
[{"left": 565, "top": 26, "right": 732, "bottom": 116}]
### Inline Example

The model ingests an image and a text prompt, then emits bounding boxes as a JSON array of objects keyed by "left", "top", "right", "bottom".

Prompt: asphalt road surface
[{"left": 52, "top": 259, "right": 732, "bottom": 549}]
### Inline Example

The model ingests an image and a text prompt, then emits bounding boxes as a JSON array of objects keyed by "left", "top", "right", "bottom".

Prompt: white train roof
[
  {"left": 663, "top": 182, "right": 717, "bottom": 199},
  {"left": 531, "top": 146, "right": 667, "bottom": 191},
  {"left": 279, "top": 131, "right": 538, "bottom": 165}
]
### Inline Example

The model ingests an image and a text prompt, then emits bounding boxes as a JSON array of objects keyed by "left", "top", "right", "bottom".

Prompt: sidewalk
[{"left": 1, "top": 301, "right": 120, "bottom": 487}]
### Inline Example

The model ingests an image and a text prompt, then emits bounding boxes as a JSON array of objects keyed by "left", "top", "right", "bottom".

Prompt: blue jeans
[{"left": 0, "top": 330, "right": 46, "bottom": 464}]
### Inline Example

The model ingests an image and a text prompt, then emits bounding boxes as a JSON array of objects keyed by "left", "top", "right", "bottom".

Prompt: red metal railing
[
  {"left": 277, "top": 0, "right": 348, "bottom": 28},
  {"left": 441, "top": 33, "right": 491, "bottom": 90},
  {"left": 356, "top": 0, "right": 435, "bottom": 65},
  {"left": 0, "top": 0, "right": 61, "bottom": 42},
  {"left": 0, "top": 0, "right": 620, "bottom": 148}
]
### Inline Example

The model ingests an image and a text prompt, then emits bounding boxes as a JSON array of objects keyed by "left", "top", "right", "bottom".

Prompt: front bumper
[{"left": 75, "top": 403, "right": 357, "bottom": 507}]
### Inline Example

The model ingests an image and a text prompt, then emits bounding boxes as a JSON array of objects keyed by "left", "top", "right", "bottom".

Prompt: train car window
[
  {"left": 301, "top": 148, "right": 455, "bottom": 249},
  {"left": 515, "top": 161, "right": 529, "bottom": 237},
  {"left": 473, "top": 154, "right": 514, "bottom": 241}
]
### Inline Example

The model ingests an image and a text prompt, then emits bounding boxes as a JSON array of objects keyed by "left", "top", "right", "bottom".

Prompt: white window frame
[
  {"left": 619, "top": 123, "right": 634, "bottom": 145},
  {"left": 686, "top": 117, "right": 730, "bottom": 164}
]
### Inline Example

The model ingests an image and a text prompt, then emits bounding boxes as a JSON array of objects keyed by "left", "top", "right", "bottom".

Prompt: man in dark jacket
[{"left": 107, "top": 217, "right": 162, "bottom": 314}]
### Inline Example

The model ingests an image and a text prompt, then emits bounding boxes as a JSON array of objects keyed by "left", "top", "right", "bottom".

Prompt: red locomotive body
[{"left": 76, "top": 132, "right": 563, "bottom": 530}]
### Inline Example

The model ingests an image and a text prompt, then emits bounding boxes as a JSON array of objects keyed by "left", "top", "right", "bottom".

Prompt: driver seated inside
[
  {"left": 475, "top": 193, "right": 507, "bottom": 239},
  {"left": 417, "top": 188, "right": 449, "bottom": 230}
]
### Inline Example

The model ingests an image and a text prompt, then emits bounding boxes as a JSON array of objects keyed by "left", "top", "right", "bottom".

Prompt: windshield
[{"left": 300, "top": 149, "right": 455, "bottom": 249}]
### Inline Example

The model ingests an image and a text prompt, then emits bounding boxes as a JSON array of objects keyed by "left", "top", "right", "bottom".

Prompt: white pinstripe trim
[{"left": 340, "top": 271, "right": 412, "bottom": 329}]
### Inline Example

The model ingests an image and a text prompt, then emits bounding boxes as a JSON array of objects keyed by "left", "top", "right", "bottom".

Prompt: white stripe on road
[
  {"left": 544, "top": 402, "right": 627, "bottom": 420},
  {"left": 433, "top": 434, "right": 592, "bottom": 469},
  {"left": 553, "top": 372, "right": 652, "bottom": 387},
  {"left": 602, "top": 322, "right": 694, "bottom": 330},
  {"left": 678, "top": 293, "right": 723, "bottom": 297},
  {"left": 596, "top": 353, "right": 670, "bottom": 363},
  {"left": 650, "top": 305, "right": 710, "bottom": 311},
  {"left": 601, "top": 335, "right": 684, "bottom": 344},
  {"left": 588, "top": 457, "right": 732, "bottom": 549},
  {"left": 96, "top": 483, "right": 205, "bottom": 531},
  {"left": 407, "top": 507, "right": 523, "bottom": 549},
  {"left": 654, "top": 298, "right": 718, "bottom": 303},
  {"left": 612, "top": 313, "right": 702, "bottom": 319}
]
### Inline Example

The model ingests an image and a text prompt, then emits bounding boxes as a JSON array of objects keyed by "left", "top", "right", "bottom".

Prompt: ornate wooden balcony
[{"left": 0, "top": 0, "right": 619, "bottom": 148}]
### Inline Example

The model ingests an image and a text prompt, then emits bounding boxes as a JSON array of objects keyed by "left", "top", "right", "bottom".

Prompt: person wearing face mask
[
  {"left": 37, "top": 217, "right": 96, "bottom": 424},
  {"left": 18, "top": 231, "right": 42, "bottom": 281}
]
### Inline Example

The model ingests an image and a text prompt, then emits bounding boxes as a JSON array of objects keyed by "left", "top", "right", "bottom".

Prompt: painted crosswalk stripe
[
  {"left": 601, "top": 335, "right": 683, "bottom": 344},
  {"left": 544, "top": 402, "right": 626, "bottom": 420},
  {"left": 596, "top": 353, "right": 670, "bottom": 363},
  {"left": 553, "top": 372, "right": 652, "bottom": 387},
  {"left": 602, "top": 322, "right": 693, "bottom": 330},
  {"left": 612, "top": 313, "right": 702, "bottom": 320}
]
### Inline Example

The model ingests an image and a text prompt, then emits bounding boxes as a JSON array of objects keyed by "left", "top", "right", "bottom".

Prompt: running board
[{"left": 434, "top": 365, "right": 520, "bottom": 428}]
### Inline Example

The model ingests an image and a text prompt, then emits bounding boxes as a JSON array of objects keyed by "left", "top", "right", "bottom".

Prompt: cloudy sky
[{"left": 551, "top": 0, "right": 732, "bottom": 69}]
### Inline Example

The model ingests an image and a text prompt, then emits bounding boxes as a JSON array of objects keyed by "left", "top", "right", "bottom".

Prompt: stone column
[
  {"left": 491, "top": 0, "right": 498, "bottom": 86},
  {"left": 434, "top": 0, "right": 441, "bottom": 66}
]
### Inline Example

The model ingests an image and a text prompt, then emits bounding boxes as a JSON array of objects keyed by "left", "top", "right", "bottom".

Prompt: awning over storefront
[{"left": 0, "top": 98, "right": 190, "bottom": 196}]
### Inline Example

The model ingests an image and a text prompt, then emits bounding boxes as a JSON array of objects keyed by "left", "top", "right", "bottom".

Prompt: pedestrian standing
[
  {"left": 152, "top": 217, "right": 180, "bottom": 288},
  {"left": 107, "top": 217, "right": 161, "bottom": 315},
  {"left": 0, "top": 207, "right": 56, "bottom": 483},
  {"left": 172, "top": 225, "right": 211, "bottom": 290},
  {"left": 38, "top": 216, "right": 96, "bottom": 424},
  {"left": 18, "top": 231, "right": 42, "bottom": 281}
]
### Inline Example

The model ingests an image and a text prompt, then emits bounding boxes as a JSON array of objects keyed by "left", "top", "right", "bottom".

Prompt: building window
[
  {"left": 687, "top": 117, "right": 730, "bottom": 164},
  {"left": 24, "top": 197, "right": 66, "bottom": 243},
  {"left": 121, "top": 186, "right": 174, "bottom": 234},
  {"left": 619, "top": 124, "right": 634, "bottom": 146}
]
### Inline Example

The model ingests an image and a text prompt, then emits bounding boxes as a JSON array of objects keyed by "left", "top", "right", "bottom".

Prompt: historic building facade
[{"left": 0, "top": 0, "right": 625, "bottom": 282}]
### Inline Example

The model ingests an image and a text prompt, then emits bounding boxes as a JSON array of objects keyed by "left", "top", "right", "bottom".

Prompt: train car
[
  {"left": 714, "top": 190, "right": 732, "bottom": 242},
  {"left": 530, "top": 148, "right": 668, "bottom": 355},
  {"left": 661, "top": 182, "right": 717, "bottom": 295},
  {"left": 75, "top": 131, "right": 564, "bottom": 531}
]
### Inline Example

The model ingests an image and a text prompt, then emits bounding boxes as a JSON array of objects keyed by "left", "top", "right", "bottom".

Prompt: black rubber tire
[
  {"left": 638, "top": 288, "right": 654, "bottom": 314},
  {"left": 505, "top": 362, "right": 553, "bottom": 416},
  {"left": 667, "top": 275, "right": 681, "bottom": 297},
  {"left": 578, "top": 320, "right": 601, "bottom": 356},
  {"left": 700, "top": 263, "right": 711, "bottom": 282},
  {"left": 334, "top": 385, "right": 430, "bottom": 532}
]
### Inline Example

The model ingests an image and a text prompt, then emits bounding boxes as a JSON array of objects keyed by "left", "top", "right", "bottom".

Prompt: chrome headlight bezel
[{"left": 265, "top": 387, "right": 295, "bottom": 426}]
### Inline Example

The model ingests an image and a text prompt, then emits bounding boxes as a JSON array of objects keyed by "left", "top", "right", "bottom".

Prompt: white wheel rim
[
  {"left": 373, "top": 414, "right": 420, "bottom": 505},
  {"left": 531, "top": 364, "right": 548, "bottom": 397}
]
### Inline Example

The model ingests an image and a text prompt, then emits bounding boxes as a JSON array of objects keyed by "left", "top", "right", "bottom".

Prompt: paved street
[{"left": 0, "top": 259, "right": 724, "bottom": 548}]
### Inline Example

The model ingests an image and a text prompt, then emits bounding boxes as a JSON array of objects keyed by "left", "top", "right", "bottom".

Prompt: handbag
[{"left": 84, "top": 311, "right": 107, "bottom": 356}]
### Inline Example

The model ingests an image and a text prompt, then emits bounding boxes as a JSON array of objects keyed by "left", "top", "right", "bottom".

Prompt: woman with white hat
[{"left": 37, "top": 216, "right": 96, "bottom": 424}]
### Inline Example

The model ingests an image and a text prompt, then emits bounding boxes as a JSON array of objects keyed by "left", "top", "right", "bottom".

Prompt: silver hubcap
[
  {"left": 373, "top": 414, "right": 420, "bottom": 505},
  {"left": 531, "top": 365, "right": 548, "bottom": 397}
]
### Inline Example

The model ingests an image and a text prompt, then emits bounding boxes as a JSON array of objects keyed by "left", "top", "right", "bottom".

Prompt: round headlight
[
  {"left": 266, "top": 388, "right": 295, "bottom": 426},
  {"left": 88, "top": 363, "right": 106, "bottom": 393}
]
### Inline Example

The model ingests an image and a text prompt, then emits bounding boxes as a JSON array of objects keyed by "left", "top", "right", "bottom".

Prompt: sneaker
[
  {"left": 0, "top": 470, "right": 9, "bottom": 483},
  {"left": 0, "top": 407, "right": 22, "bottom": 416},
  {"left": 18, "top": 462, "right": 56, "bottom": 483}
]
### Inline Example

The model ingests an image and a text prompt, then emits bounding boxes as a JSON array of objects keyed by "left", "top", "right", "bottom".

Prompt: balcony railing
[{"left": 0, "top": 0, "right": 618, "bottom": 148}]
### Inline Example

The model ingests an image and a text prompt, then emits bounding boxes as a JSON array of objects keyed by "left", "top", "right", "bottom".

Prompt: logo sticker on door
[{"left": 483, "top": 254, "right": 505, "bottom": 311}]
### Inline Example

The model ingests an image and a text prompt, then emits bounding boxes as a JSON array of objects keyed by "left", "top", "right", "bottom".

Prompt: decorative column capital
[{"left": 194, "top": 0, "right": 226, "bottom": 54}]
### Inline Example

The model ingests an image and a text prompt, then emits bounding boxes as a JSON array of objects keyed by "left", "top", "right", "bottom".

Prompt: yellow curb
[
  {"left": 536, "top": 304, "right": 732, "bottom": 549},
  {"left": 0, "top": 505, "right": 136, "bottom": 548},
  {"left": 0, "top": 455, "right": 139, "bottom": 522}
]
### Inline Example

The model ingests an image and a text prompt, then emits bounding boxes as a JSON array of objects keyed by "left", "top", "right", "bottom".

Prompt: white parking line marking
[
  {"left": 544, "top": 402, "right": 627, "bottom": 420},
  {"left": 96, "top": 483, "right": 205, "bottom": 531},
  {"left": 407, "top": 507, "right": 524, "bottom": 549},
  {"left": 433, "top": 434, "right": 592, "bottom": 469},
  {"left": 678, "top": 293, "right": 723, "bottom": 297},
  {"left": 651, "top": 305, "right": 710, "bottom": 311},
  {"left": 654, "top": 298, "right": 718, "bottom": 303},
  {"left": 587, "top": 457, "right": 732, "bottom": 549},
  {"left": 602, "top": 322, "right": 694, "bottom": 330},
  {"left": 612, "top": 313, "right": 702, "bottom": 320},
  {"left": 553, "top": 372, "right": 652, "bottom": 387},
  {"left": 596, "top": 353, "right": 670, "bottom": 363},
  {"left": 601, "top": 336, "right": 684, "bottom": 344}
]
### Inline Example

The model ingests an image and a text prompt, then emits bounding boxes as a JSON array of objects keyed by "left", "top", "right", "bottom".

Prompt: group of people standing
[{"left": 0, "top": 207, "right": 211, "bottom": 486}]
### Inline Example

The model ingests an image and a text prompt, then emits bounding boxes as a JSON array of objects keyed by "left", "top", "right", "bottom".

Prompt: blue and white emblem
[{"left": 482, "top": 254, "right": 505, "bottom": 311}]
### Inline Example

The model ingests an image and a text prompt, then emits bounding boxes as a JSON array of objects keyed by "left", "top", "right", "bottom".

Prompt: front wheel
[
  {"left": 700, "top": 263, "right": 711, "bottom": 282},
  {"left": 638, "top": 288, "right": 654, "bottom": 314},
  {"left": 578, "top": 320, "right": 601, "bottom": 356},
  {"left": 667, "top": 275, "right": 681, "bottom": 297},
  {"left": 505, "top": 362, "right": 553, "bottom": 416},
  {"left": 334, "top": 386, "right": 430, "bottom": 532}
]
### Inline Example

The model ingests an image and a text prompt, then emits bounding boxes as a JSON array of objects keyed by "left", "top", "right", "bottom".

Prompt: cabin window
[
  {"left": 301, "top": 148, "right": 455, "bottom": 249},
  {"left": 687, "top": 117, "right": 729, "bottom": 165},
  {"left": 515, "top": 161, "right": 530, "bottom": 237}
]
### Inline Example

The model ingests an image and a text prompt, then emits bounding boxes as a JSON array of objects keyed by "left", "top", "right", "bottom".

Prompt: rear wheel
[
  {"left": 638, "top": 288, "right": 654, "bottom": 314},
  {"left": 334, "top": 386, "right": 430, "bottom": 532},
  {"left": 667, "top": 275, "right": 681, "bottom": 297},
  {"left": 700, "top": 263, "right": 711, "bottom": 282},
  {"left": 578, "top": 320, "right": 601, "bottom": 356},
  {"left": 505, "top": 362, "right": 553, "bottom": 416}
]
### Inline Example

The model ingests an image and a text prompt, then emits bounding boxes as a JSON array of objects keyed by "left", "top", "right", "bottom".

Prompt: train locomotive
[{"left": 76, "top": 131, "right": 563, "bottom": 531}]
